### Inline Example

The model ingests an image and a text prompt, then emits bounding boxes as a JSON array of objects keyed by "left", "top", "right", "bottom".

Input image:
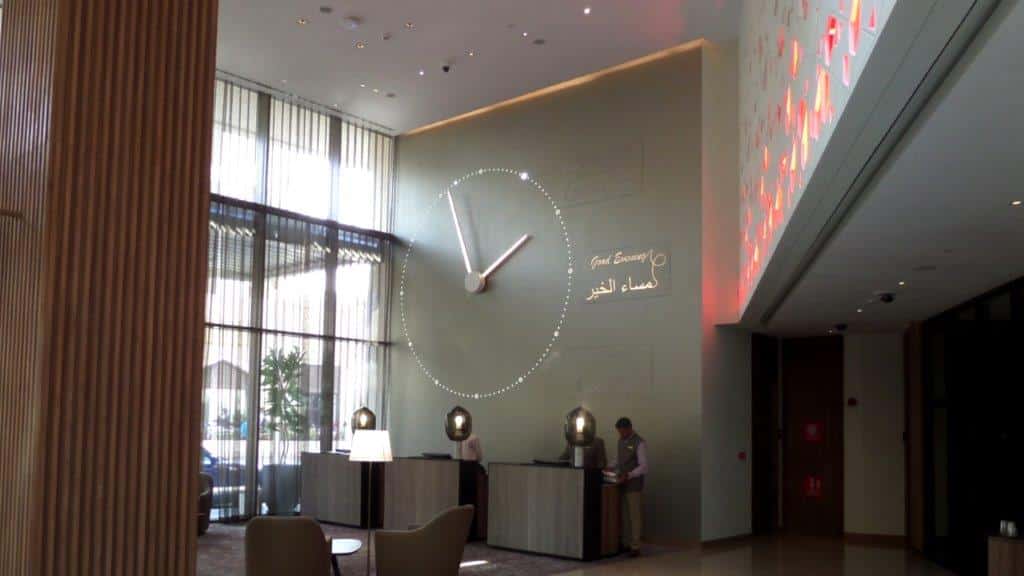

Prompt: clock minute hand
[
  {"left": 482, "top": 234, "right": 531, "bottom": 279},
  {"left": 446, "top": 190, "right": 474, "bottom": 274}
]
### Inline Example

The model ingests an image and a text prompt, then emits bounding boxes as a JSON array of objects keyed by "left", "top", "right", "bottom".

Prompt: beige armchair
[
  {"left": 374, "top": 505, "right": 475, "bottom": 576},
  {"left": 198, "top": 474, "right": 213, "bottom": 536},
  {"left": 245, "top": 516, "right": 331, "bottom": 576}
]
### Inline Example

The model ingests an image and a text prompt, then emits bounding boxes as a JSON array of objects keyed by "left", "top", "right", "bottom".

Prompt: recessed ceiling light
[
  {"left": 466, "top": 49, "right": 476, "bottom": 57},
  {"left": 584, "top": 6, "right": 592, "bottom": 15},
  {"left": 519, "top": 172, "right": 529, "bottom": 181},
  {"left": 857, "top": 308, "right": 863, "bottom": 313},
  {"left": 418, "top": 69, "right": 425, "bottom": 76},
  {"left": 296, "top": 18, "right": 308, "bottom": 26},
  {"left": 355, "top": 41, "right": 366, "bottom": 49},
  {"left": 522, "top": 31, "right": 529, "bottom": 38},
  {"left": 1012, "top": 200, "right": 1023, "bottom": 206},
  {"left": 281, "top": 79, "right": 288, "bottom": 84},
  {"left": 898, "top": 281, "right": 906, "bottom": 286},
  {"left": 404, "top": 21, "right": 415, "bottom": 30},
  {"left": 359, "top": 83, "right": 366, "bottom": 88},
  {"left": 372, "top": 88, "right": 380, "bottom": 94}
]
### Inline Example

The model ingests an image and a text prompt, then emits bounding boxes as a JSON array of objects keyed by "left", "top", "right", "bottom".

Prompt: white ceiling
[
  {"left": 216, "top": 0, "right": 741, "bottom": 133},
  {"left": 770, "top": 0, "right": 1024, "bottom": 334}
]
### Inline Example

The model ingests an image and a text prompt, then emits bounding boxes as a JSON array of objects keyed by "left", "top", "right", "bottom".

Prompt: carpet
[{"left": 198, "top": 521, "right": 666, "bottom": 575}]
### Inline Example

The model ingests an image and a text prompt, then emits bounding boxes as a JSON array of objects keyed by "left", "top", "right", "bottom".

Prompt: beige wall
[
  {"left": 392, "top": 47, "right": 705, "bottom": 542},
  {"left": 843, "top": 334, "right": 906, "bottom": 536},
  {"left": 700, "top": 41, "right": 753, "bottom": 542}
]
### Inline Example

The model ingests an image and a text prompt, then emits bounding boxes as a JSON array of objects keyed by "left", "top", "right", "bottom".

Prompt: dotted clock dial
[{"left": 399, "top": 168, "right": 573, "bottom": 399}]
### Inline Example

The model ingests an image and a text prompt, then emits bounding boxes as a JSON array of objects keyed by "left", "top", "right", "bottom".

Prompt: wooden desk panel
[
  {"left": 488, "top": 464, "right": 601, "bottom": 560},
  {"left": 383, "top": 458, "right": 460, "bottom": 530},
  {"left": 601, "top": 484, "right": 621, "bottom": 556},
  {"left": 301, "top": 452, "right": 368, "bottom": 527},
  {"left": 990, "top": 536, "right": 1024, "bottom": 576}
]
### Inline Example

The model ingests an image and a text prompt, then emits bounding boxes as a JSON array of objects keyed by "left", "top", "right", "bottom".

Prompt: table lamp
[
  {"left": 351, "top": 406, "right": 377, "bottom": 432},
  {"left": 349, "top": 429, "right": 392, "bottom": 576},
  {"left": 564, "top": 406, "right": 595, "bottom": 468},
  {"left": 444, "top": 406, "right": 472, "bottom": 459}
]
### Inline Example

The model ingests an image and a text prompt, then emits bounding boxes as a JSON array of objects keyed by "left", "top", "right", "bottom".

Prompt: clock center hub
[{"left": 465, "top": 271, "right": 487, "bottom": 293}]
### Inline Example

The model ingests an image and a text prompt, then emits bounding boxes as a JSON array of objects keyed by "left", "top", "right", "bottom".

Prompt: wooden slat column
[{"left": 0, "top": 1, "right": 218, "bottom": 574}]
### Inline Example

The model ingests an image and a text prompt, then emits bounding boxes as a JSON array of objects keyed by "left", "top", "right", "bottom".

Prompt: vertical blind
[{"left": 203, "top": 79, "right": 393, "bottom": 520}]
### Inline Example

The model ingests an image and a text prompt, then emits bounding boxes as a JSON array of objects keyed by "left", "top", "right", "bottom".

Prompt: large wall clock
[{"left": 399, "top": 168, "right": 573, "bottom": 399}]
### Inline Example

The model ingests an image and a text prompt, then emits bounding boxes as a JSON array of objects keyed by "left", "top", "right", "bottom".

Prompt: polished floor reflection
[{"left": 556, "top": 537, "right": 952, "bottom": 576}]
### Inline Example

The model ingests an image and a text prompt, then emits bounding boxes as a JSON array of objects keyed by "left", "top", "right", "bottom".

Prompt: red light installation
[
  {"left": 849, "top": 0, "right": 862, "bottom": 55},
  {"left": 825, "top": 15, "right": 841, "bottom": 63},
  {"left": 791, "top": 40, "right": 801, "bottom": 78},
  {"left": 740, "top": 1, "right": 894, "bottom": 307}
]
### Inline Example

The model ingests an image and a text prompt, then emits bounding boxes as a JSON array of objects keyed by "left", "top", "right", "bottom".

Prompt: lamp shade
[
  {"left": 564, "top": 406, "right": 596, "bottom": 447},
  {"left": 351, "top": 406, "right": 377, "bottom": 431},
  {"left": 349, "top": 430, "right": 393, "bottom": 463},
  {"left": 444, "top": 406, "right": 472, "bottom": 442}
]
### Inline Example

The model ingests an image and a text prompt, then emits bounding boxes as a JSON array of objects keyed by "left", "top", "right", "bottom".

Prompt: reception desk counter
[
  {"left": 487, "top": 463, "right": 619, "bottom": 560},
  {"left": 383, "top": 457, "right": 487, "bottom": 539},
  {"left": 300, "top": 452, "right": 382, "bottom": 528},
  {"left": 301, "top": 453, "right": 486, "bottom": 538}
]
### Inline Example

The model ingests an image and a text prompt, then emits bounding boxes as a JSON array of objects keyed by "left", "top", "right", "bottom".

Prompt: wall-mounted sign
[
  {"left": 584, "top": 247, "right": 670, "bottom": 303},
  {"left": 802, "top": 421, "right": 823, "bottom": 443},
  {"left": 803, "top": 475, "right": 823, "bottom": 499}
]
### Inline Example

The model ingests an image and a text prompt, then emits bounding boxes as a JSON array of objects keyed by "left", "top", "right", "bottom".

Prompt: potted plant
[{"left": 257, "top": 346, "right": 309, "bottom": 515}]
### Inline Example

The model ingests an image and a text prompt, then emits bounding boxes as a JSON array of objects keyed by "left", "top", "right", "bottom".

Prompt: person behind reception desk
[
  {"left": 461, "top": 433, "right": 484, "bottom": 462},
  {"left": 606, "top": 417, "right": 648, "bottom": 556},
  {"left": 558, "top": 436, "right": 607, "bottom": 469}
]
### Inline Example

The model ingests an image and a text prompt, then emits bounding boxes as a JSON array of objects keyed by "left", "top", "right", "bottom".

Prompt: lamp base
[
  {"left": 455, "top": 441, "right": 464, "bottom": 461},
  {"left": 574, "top": 446, "right": 584, "bottom": 468}
]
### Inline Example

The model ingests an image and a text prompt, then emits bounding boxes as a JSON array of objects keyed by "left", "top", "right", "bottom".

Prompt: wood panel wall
[{"left": 0, "top": 1, "right": 218, "bottom": 574}]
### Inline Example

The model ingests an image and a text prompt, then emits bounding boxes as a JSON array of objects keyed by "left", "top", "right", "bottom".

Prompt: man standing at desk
[{"left": 609, "top": 417, "right": 647, "bottom": 556}]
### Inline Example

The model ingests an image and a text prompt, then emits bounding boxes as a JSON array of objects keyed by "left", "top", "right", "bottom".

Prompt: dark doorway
[
  {"left": 752, "top": 334, "right": 780, "bottom": 534},
  {"left": 781, "top": 337, "right": 844, "bottom": 536},
  {"left": 930, "top": 325, "right": 1024, "bottom": 575}
]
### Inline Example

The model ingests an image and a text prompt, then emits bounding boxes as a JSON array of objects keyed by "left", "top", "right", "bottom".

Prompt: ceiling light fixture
[
  {"left": 405, "top": 21, "right": 415, "bottom": 30},
  {"left": 1012, "top": 200, "right": 1023, "bottom": 207},
  {"left": 359, "top": 83, "right": 366, "bottom": 88},
  {"left": 857, "top": 308, "right": 863, "bottom": 313},
  {"left": 296, "top": 18, "right": 308, "bottom": 26},
  {"left": 522, "top": 31, "right": 529, "bottom": 38},
  {"left": 584, "top": 6, "right": 592, "bottom": 15},
  {"left": 418, "top": 69, "right": 425, "bottom": 76},
  {"left": 466, "top": 49, "right": 476, "bottom": 57},
  {"left": 372, "top": 88, "right": 380, "bottom": 94},
  {"left": 898, "top": 281, "right": 906, "bottom": 286},
  {"left": 355, "top": 41, "right": 366, "bottom": 49}
]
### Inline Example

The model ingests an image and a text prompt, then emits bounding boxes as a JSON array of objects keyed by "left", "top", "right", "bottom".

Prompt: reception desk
[
  {"left": 487, "top": 463, "right": 619, "bottom": 560},
  {"left": 382, "top": 457, "right": 488, "bottom": 540},
  {"left": 300, "top": 452, "right": 382, "bottom": 528}
]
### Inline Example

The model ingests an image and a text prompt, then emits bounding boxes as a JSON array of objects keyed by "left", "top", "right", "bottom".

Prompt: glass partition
[{"left": 201, "top": 78, "right": 393, "bottom": 520}]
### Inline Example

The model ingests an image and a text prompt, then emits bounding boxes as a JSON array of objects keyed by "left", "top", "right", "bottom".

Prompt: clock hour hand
[
  {"left": 446, "top": 190, "right": 474, "bottom": 275},
  {"left": 482, "top": 234, "right": 531, "bottom": 279}
]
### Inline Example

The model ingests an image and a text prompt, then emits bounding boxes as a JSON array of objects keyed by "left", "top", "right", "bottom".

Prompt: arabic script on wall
[{"left": 584, "top": 247, "right": 670, "bottom": 303}]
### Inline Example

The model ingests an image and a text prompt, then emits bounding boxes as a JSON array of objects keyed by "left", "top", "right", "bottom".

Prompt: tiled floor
[
  {"left": 556, "top": 537, "right": 954, "bottom": 576},
  {"left": 199, "top": 523, "right": 953, "bottom": 576}
]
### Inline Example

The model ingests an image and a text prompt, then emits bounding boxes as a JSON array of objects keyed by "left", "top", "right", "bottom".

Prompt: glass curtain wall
[{"left": 203, "top": 79, "right": 393, "bottom": 520}]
